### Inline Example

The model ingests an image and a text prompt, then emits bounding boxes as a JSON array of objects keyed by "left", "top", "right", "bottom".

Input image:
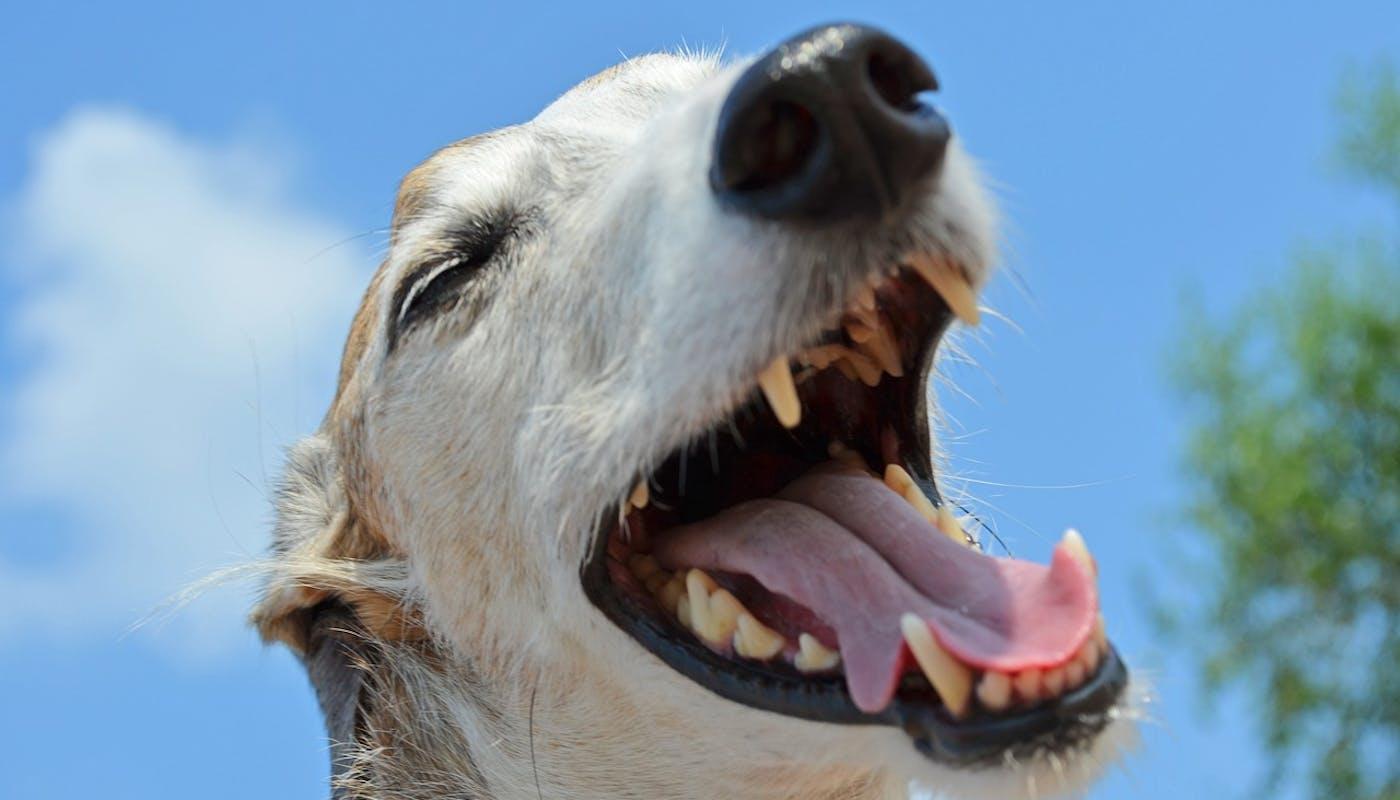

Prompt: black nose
[{"left": 710, "top": 23, "right": 951, "bottom": 223}]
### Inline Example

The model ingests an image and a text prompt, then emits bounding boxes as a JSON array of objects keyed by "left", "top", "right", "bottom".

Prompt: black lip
[{"left": 581, "top": 524, "right": 1128, "bottom": 766}]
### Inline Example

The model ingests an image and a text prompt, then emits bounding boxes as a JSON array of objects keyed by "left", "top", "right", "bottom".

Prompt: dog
[{"left": 251, "top": 23, "right": 1134, "bottom": 800}]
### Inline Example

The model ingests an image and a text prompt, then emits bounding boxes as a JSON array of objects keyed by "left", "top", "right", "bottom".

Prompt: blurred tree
[{"left": 1166, "top": 65, "right": 1399, "bottom": 800}]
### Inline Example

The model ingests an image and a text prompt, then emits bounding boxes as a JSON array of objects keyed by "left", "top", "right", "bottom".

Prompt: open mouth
[{"left": 581, "top": 254, "right": 1128, "bottom": 766}]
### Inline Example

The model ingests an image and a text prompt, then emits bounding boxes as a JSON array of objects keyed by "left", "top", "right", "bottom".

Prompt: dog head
[{"left": 255, "top": 24, "right": 1133, "bottom": 799}]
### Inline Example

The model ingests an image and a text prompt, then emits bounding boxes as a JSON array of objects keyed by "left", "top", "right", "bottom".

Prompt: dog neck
[{"left": 304, "top": 605, "right": 901, "bottom": 800}]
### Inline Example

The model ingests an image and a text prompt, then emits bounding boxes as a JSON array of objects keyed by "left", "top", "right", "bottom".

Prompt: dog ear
[{"left": 251, "top": 432, "right": 424, "bottom": 654}]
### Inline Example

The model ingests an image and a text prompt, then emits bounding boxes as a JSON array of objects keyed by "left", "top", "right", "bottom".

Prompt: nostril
[
  {"left": 866, "top": 52, "right": 917, "bottom": 112},
  {"left": 715, "top": 100, "right": 820, "bottom": 194},
  {"left": 865, "top": 48, "right": 937, "bottom": 114},
  {"left": 712, "top": 24, "right": 948, "bottom": 222}
]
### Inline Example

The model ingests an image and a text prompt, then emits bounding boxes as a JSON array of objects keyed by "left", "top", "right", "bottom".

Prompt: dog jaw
[{"left": 252, "top": 45, "right": 1128, "bottom": 800}]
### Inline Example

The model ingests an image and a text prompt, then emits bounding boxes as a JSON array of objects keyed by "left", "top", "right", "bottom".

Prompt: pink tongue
[{"left": 652, "top": 462, "right": 1097, "bottom": 714}]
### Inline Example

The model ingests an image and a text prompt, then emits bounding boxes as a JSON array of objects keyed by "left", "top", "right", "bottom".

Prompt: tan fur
[{"left": 252, "top": 48, "right": 1132, "bottom": 800}]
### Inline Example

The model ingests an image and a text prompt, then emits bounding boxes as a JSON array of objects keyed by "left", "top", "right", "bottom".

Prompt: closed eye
[{"left": 390, "top": 214, "right": 520, "bottom": 346}]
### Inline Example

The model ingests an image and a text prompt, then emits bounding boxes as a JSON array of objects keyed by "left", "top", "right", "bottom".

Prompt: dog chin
[{"left": 886, "top": 702, "right": 1140, "bottom": 800}]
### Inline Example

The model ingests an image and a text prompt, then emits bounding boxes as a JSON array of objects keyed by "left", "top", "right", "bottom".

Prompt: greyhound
[{"left": 252, "top": 23, "right": 1133, "bottom": 800}]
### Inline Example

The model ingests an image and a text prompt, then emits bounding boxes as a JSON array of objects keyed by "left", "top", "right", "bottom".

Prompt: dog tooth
[
  {"left": 850, "top": 355, "right": 883, "bottom": 386},
  {"left": 1013, "top": 668, "right": 1043, "bottom": 704},
  {"left": 827, "top": 441, "right": 865, "bottom": 470},
  {"left": 800, "top": 346, "right": 834, "bottom": 370},
  {"left": 687, "top": 568, "right": 718, "bottom": 593},
  {"left": 1065, "top": 660, "right": 1086, "bottom": 689},
  {"left": 1077, "top": 636, "right": 1101, "bottom": 675},
  {"left": 644, "top": 571, "right": 669, "bottom": 594},
  {"left": 833, "top": 358, "right": 861, "bottom": 382},
  {"left": 884, "top": 463, "right": 915, "bottom": 494},
  {"left": 884, "top": 464, "right": 962, "bottom": 541},
  {"left": 860, "top": 316, "right": 904, "bottom": 377},
  {"left": 1042, "top": 666, "right": 1067, "bottom": 696},
  {"left": 734, "top": 613, "right": 785, "bottom": 660},
  {"left": 756, "top": 356, "right": 801, "bottom": 428},
  {"left": 628, "top": 480, "right": 649, "bottom": 511},
  {"left": 902, "top": 486, "right": 941, "bottom": 527},
  {"left": 908, "top": 253, "right": 980, "bottom": 326},
  {"left": 795, "top": 633, "right": 841, "bottom": 672},
  {"left": 684, "top": 570, "right": 713, "bottom": 639},
  {"left": 935, "top": 505, "right": 971, "bottom": 547},
  {"left": 976, "top": 671, "right": 1013, "bottom": 712},
  {"left": 704, "top": 589, "right": 744, "bottom": 647},
  {"left": 1093, "top": 614, "right": 1108, "bottom": 653},
  {"left": 900, "top": 613, "right": 973, "bottom": 718},
  {"left": 1059, "top": 528, "right": 1096, "bottom": 577},
  {"left": 845, "top": 319, "right": 875, "bottom": 343},
  {"left": 676, "top": 594, "right": 693, "bottom": 629},
  {"left": 658, "top": 576, "right": 685, "bottom": 614}
]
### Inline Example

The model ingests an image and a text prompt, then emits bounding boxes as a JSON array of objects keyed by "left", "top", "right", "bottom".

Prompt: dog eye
[{"left": 392, "top": 226, "right": 510, "bottom": 338}]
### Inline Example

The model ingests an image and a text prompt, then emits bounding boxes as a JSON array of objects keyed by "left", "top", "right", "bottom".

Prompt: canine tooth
[
  {"left": 734, "top": 613, "right": 785, "bottom": 660},
  {"left": 1013, "top": 668, "right": 1043, "bottom": 704},
  {"left": 795, "top": 633, "right": 841, "bottom": 672},
  {"left": 908, "top": 253, "right": 980, "bottom": 326},
  {"left": 1042, "top": 666, "right": 1067, "bottom": 697},
  {"left": 756, "top": 356, "right": 801, "bottom": 428},
  {"left": 1059, "top": 528, "right": 1096, "bottom": 577},
  {"left": 900, "top": 613, "right": 973, "bottom": 718},
  {"left": 1093, "top": 614, "right": 1108, "bottom": 653},
  {"left": 628, "top": 554, "right": 659, "bottom": 580},
  {"left": 977, "top": 671, "right": 1013, "bottom": 712},
  {"left": 629, "top": 480, "right": 649, "bottom": 511}
]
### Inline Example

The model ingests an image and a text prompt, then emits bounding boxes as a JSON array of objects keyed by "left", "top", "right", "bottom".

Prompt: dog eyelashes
[{"left": 391, "top": 219, "right": 514, "bottom": 344}]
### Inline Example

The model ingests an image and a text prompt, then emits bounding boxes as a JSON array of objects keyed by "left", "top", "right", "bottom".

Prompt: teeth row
[
  {"left": 627, "top": 559, "right": 841, "bottom": 674},
  {"left": 901, "top": 529, "right": 1107, "bottom": 717},
  {"left": 882, "top": 464, "right": 975, "bottom": 548},
  {"left": 630, "top": 535, "right": 1105, "bottom": 717},
  {"left": 974, "top": 614, "right": 1110, "bottom": 713},
  {"left": 842, "top": 305, "right": 904, "bottom": 378},
  {"left": 756, "top": 256, "right": 980, "bottom": 429}
]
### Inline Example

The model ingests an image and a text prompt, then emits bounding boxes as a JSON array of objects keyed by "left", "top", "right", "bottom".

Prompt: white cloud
[{"left": 0, "top": 108, "right": 370, "bottom": 655}]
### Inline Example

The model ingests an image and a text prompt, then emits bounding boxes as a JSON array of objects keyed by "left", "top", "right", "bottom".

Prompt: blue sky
[{"left": 1, "top": 1, "right": 1396, "bottom": 798}]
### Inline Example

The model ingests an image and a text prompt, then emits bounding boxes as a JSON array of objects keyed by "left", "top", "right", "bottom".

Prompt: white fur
[{"left": 252, "top": 49, "right": 1134, "bottom": 800}]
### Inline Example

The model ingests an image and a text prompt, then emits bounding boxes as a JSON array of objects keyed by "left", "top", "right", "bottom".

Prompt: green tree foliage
[{"left": 1167, "top": 65, "right": 1400, "bottom": 800}]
